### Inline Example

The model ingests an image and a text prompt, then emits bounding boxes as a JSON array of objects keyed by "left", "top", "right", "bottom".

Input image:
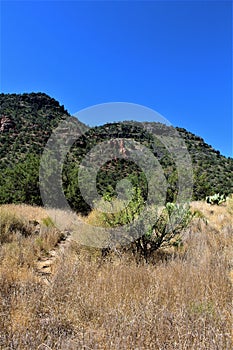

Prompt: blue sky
[{"left": 1, "top": 0, "right": 232, "bottom": 157}]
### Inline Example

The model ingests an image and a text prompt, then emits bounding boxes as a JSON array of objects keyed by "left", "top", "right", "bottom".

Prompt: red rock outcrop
[{"left": 0, "top": 115, "right": 15, "bottom": 132}]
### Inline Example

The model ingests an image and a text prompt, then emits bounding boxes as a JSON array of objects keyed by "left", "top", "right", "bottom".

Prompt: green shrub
[
  {"left": 93, "top": 187, "right": 198, "bottom": 262},
  {"left": 128, "top": 202, "right": 197, "bottom": 262},
  {"left": 206, "top": 193, "right": 226, "bottom": 205},
  {"left": 101, "top": 186, "right": 144, "bottom": 228}
]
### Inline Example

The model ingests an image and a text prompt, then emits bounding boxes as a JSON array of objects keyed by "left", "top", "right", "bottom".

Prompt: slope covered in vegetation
[{"left": 0, "top": 93, "right": 232, "bottom": 213}]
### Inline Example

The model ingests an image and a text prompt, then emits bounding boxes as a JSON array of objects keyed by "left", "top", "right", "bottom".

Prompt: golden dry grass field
[{"left": 0, "top": 200, "right": 232, "bottom": 349}]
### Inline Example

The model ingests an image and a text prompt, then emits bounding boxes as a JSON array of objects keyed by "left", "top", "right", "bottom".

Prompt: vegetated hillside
[
  {"left": 0, "top": 92, "right": 69, "bottom": 165},
  {"left": 0, "top": 93, "right": 232, "bottom": 212},
  {"left": 176, "top": 127, "right": 233, "bottom": 198},
  {"left": 63, "top": 122, "right": 233, "bottom": 213},
  {"left": 0, "top": 93, "right": 84, "bottom": 205}
]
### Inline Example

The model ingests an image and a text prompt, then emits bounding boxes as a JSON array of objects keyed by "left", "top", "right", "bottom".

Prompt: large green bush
[{"left": 96, "top": 187, "right": 197, "bottom": 262}]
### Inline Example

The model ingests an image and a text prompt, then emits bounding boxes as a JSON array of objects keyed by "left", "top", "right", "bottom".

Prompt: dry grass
[
  {"left": 0, "top": 202, "right": 232, "bottom": 349},
  {"left": 0, "top": 205, "right": 65, "bottom": 277},
  {"left": 0, "top": 203, "right": 47, "bottom": 222},
  {"left": 226, "top": 194, "right": 233, "bottom": 216}
]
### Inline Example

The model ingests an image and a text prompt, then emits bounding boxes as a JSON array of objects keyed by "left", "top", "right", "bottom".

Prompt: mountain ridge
[{"left": 0, "top": 92, "right": 232, "bottom": 213}]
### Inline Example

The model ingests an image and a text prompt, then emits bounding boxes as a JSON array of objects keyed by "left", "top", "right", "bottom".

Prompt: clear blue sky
[{"left": 1, "top": 0, "right": 232, "bottom": 157}]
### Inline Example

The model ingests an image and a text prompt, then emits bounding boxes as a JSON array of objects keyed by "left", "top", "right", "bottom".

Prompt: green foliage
[
  {"left": 129, "top": 201, "right": 197, "bottom": 261},
  {"left": 0, "top": 153, "right": 41, "bottom": 206},
  {"left": 101, "top": 186, "right": 145, "bottom": 228},
  {"left": 41, "top": 216, "right": 55, "bottom": 228},
  {"left": 0, "top": 93, "right": 232, "bottom": 213},
  {"left": 206, "top": 193, "right": 226, "bottom": 205},
  {"left": 97, "top": 186, "right": 196, "bottom": 261}
]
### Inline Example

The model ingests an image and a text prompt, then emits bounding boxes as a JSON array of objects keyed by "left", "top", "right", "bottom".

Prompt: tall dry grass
[
  {"left": 0, "top": 202, "right": 232, "bottom": 349},
  {"left": 0, "top": 205, "right": 65, "bottom": 283}
]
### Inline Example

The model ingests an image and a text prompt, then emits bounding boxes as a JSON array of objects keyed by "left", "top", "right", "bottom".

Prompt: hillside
[
  {"left": 0, "top": 92, "right": 232, "bottom": 213},
  {"left": 0, "top": 92, "right": 70, "bottom": 165}
]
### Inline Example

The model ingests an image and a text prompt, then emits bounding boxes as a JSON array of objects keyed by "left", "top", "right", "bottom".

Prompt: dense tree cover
[
  {"left": 0, "top": 153, "right": 41, "bottom": 205},
  {"left": 0, "top": 93, "right": 232, "bottom": 214}
]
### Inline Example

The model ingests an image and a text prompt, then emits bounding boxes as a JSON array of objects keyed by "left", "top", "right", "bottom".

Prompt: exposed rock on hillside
[{"left": 0, "top": 115, "right": 15, "bottom": 132}]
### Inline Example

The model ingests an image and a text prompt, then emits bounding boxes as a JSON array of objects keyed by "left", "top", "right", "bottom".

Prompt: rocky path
[{"left": 35, "top": 231, "right": 73, "bottom": 284}]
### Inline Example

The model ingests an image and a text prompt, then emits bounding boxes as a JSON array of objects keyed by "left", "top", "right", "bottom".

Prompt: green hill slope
[{"left": 0, "top": 93, "right": 232, "bottom": 213}]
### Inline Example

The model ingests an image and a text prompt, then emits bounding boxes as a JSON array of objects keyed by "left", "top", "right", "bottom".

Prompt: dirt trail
[{"left": 35, "top": 231, "right": 73, "bottom": 284}]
